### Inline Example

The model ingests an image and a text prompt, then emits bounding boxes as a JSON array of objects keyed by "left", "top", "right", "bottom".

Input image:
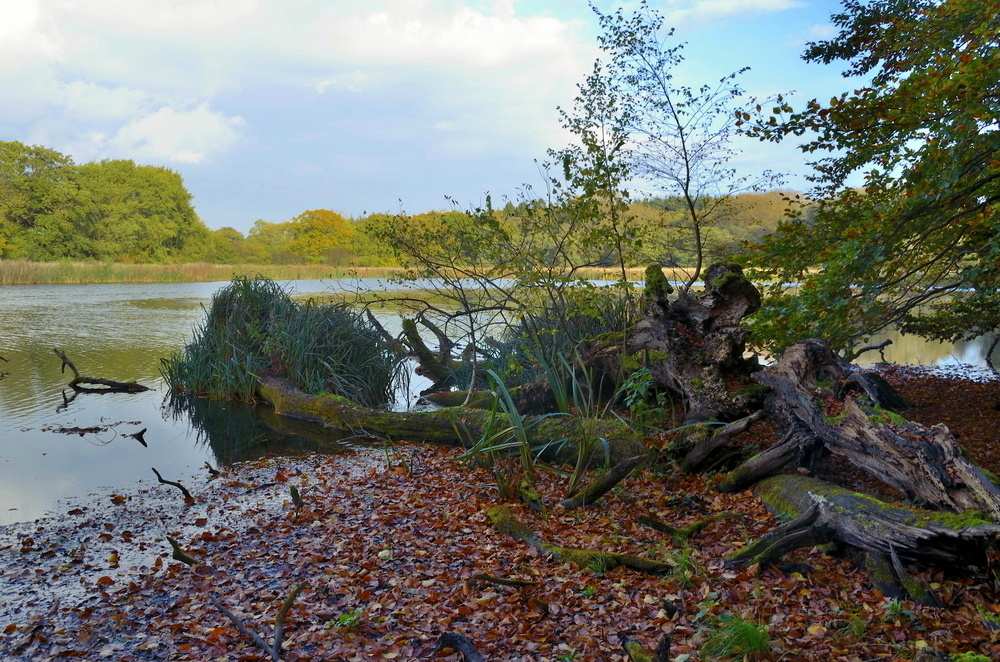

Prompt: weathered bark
[
  {"left": 53, "top": 348, "right": 149, "bottom": 393},
  {"left": 730, "top": 474, "right": 1000, "bottom": 570},
  {"left": 752, "top": 339, "right": 1000, "bottom": 518},
  {"left": 615, "top": 264, "right": 763, "bottom": 423},
  {"left": 679, "top": 411, "right": 764, "bottom": 472},
  {"left": 486, "top": 505, "right": 673, "bottom": 575},
  {"left": 559, "top": 455, "right": 646, "bottom": 509},
  {"left": 256, "top": 376, "right": 642, "bottom": 464}
]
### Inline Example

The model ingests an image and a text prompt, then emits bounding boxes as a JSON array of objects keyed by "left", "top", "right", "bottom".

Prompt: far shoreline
[{"left": 0, "top": 260, "right": 670, "bottom": 286}]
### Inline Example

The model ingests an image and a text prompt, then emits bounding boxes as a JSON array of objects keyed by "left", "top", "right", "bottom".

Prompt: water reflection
[{"left": 163, "top": 394, "right": 361, "bottom": 465}]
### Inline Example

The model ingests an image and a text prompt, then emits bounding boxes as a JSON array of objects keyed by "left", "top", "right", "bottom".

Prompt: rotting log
[
  {"left": 53, "top": 348, "right": 149, "bottom": 393},
  {"left": 486, "top": 505, "right": 673, "bottom": 575},
  {"left": 679, "top": 411, "right": 764, "bottom": 473},
  {"left": 750, "top": 339, "right": 1000, "bottom": 518},
  {"left": 613, "top": 263, "right": 764, "bottom": 424},
  {"left": 729, "top": 474, "right": 1000, "bottom": 572},
  {"left": 256, "top": 376, "right": 643, "bottom": 464}
]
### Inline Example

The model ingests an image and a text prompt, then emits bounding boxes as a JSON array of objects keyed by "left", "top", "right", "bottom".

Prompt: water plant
[{"left": 161, "top": 276, "right": 397, "bottom": 407}]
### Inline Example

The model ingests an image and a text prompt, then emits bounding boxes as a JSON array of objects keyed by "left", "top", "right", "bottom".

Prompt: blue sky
[{"left": 0, "top": 0, "right": 851, "bottom": 234}]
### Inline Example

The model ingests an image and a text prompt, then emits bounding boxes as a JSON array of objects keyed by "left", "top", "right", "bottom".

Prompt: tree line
[{"left": 0, "top": 138, "right": 801, "bottom": 269}]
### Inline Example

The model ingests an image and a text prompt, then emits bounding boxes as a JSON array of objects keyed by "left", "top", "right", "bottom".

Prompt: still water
[
  {"left": 0, "top": 279, "right": 996, "bottom": 525},
  {"left": 0, "top": 279, "right": 417, "bottom": 526}
]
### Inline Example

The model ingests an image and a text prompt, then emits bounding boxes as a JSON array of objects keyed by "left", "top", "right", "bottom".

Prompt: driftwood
[
  {"left": 486, "top": 505, "right": 673, "bottom": 575},
  {"left": 151, "top": 467, "right": 194, "bottom": 501},
  {"left": 53, "top": 348, "right": 149, "bottom": 393}
]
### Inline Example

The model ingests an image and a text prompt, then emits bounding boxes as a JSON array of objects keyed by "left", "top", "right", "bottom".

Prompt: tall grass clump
[{"left": 161, "top": 276, "right": 398, "bottom": 407}]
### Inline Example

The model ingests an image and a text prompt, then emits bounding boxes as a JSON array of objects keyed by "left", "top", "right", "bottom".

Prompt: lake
[{"left": 0, "top": 279, "right": 996, "bottom": 525}]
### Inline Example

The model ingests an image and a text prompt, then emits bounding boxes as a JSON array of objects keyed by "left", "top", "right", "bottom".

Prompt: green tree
[
  {"left": 287, "top": 209, "right": 354, "bottom": 265},
  {"left": 72, "top": 160, "right": 205, "bottom": 262},
  {"left": 592, "top": 1, "right": 776, "bottom": 291},
  {"left": 744, "top": 0, "right": 999, "bottom": 364},
  {"left": 246, "top": 220, "right": 296, "bottom": 264},
  {"left": 0, "top": 141, "right": 77, "bottom": 259}
]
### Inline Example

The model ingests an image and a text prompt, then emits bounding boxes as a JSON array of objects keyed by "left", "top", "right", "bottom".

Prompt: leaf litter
[{"left": 0, "top": 367, "right": 998, "bottom": 661}]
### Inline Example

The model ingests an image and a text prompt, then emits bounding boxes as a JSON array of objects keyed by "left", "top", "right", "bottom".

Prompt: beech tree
[{"left": 744, "top": 0, "right": 1000, "bottom": 364}]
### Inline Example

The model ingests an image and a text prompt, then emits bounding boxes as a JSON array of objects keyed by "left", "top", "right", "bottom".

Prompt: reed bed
[{"left": 0, "top": 260, "right": 406, "bottom": 285}]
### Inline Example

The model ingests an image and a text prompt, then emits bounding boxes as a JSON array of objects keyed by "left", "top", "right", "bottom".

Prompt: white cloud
[
  {"left": 661, "top": 0, "right": 805, "bottom": 27},
  {"left": 59, "top": 81, "right": 152, "bottom": 121},
  {"left": 106, "top": 104, "right": 245, "bottom": 164}
]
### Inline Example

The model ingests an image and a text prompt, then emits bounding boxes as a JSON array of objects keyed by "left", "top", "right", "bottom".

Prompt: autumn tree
[
  {"left": 743, "top": 0, "right": 1000, "bottom": 363},
  {"left": 287, "top": 209, "right": 354, "bottom": 265}
]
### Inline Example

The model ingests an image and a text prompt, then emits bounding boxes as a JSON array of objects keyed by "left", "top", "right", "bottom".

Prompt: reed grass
[
  {"left": 0, "top": 260, "right": 695, "bottom": 286},
  {"left": 0, "top": 260, "right": 406, "bottom": 285},
  {"left": 161, "top": 276, "right": 397, "bottom": 407}
]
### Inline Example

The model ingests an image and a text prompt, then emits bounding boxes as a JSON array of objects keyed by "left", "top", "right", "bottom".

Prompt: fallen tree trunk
[
  {"left": 729, "top": 474, "right": 1000, "bottom": 570},
  {"left": 746, "top": 339, "right": 1000, "bottom": 518},
  {"left": 617, "top": 264, "right": 764, "bottom": 424},
  {"left": 256, "top": 376, "right": 643, "bottom": 464}
]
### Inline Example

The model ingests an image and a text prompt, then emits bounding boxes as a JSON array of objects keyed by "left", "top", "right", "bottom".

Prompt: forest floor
[{"left": 1, "top": 366, "right": 998, "bottom": 661}]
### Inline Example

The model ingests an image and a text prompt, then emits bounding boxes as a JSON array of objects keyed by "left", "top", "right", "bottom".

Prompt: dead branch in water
[
  {"left": 151, "top": 467, "right": 193, "bottom": 501},
  {"left": 53, "top": 348, "right": 150, "bottom": 393}
]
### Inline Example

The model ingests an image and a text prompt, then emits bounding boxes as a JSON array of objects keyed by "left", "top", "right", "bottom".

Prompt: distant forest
[{"left": 0, "top": 140, "right": 808, "bottom": 268}]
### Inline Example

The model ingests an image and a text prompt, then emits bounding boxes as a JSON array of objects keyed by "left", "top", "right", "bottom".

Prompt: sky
[{"left": 0, "top": 0, "right": 853, "bottom": 234}]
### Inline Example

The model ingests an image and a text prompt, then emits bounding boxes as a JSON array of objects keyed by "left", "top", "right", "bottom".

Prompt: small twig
[
  {"left": 210, "top": 581, "right": 308, "bottom": 661},
  {"left": 854, "top": 338, "right": 892, "bottom": 361},
  {"left": 0, "top": 354, "right": 8, "bottom": 362},
  {"left": 209, "top": 594, "right": 275, "bottom": 658},
  {"left": 151, "top": 467, "right": 193, "bottom": 500},
  {"left": 53, "top": 348, "right": 80, "bottom": 378},
  {"left": 204, "top": 462, "right": 221, "bottom": 477}
]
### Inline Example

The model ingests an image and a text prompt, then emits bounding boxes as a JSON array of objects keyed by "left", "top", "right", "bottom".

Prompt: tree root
[
  {"left": 470, "top": 572, "right": 535, "bottom": 588},
  {"left": 487, "top": 505, "right": 672, "bottom": 575},
  {"left": 560, "top": 455, "right": 646, "bottom": 510},
  {"left": 433, "top": 632, "right": 484, "bottom": 662},
  {"left": 638, "top": 513, "right": 739, "bottom": 541}
]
